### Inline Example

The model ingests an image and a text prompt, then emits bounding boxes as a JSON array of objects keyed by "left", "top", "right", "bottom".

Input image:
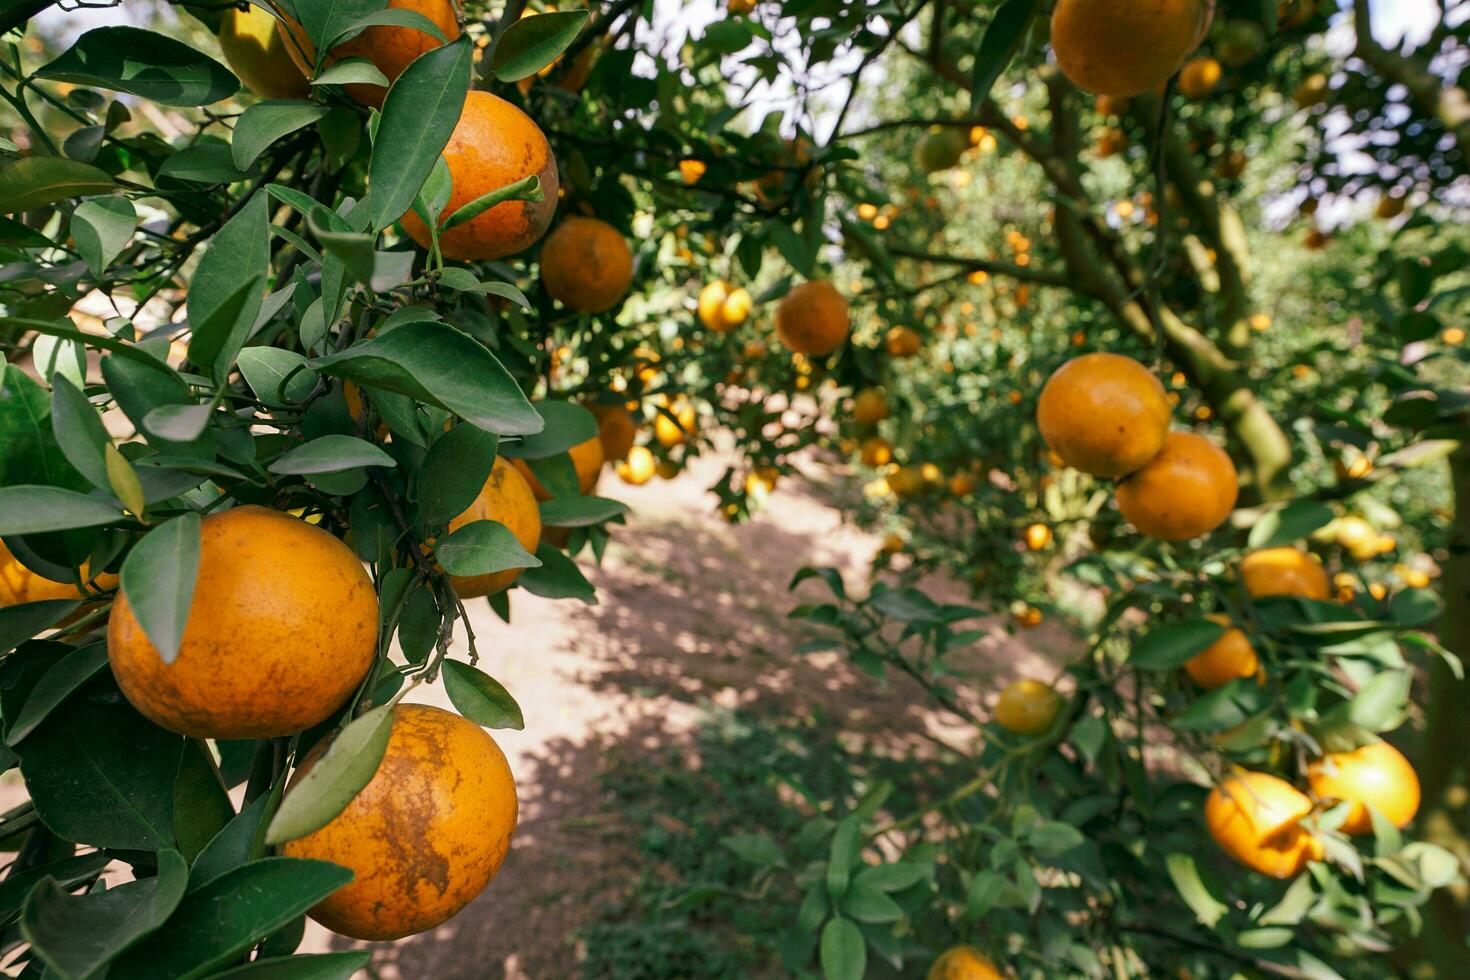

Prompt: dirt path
[{"left": 301, "top": 448, "right": 1072, "bottom": 978}]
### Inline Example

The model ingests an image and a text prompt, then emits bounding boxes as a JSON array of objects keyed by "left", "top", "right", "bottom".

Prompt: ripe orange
[
  {"left": 852, "top": 388, "right": 889, "bottom": 423},
  {"left": 994, "top": 678, "right": 1063, "bottom": 736},
  {"left": 885, "top": 325, "right": 922, "bottom": 358},
  {"left": 776, "top": 281, "right": 850, "bottom": 355},
  {"left": 513, "top": 435, "right": 603, "bottom": 501},
  {"left": 886, "top": 465, "right": 924, "bottom": 497},
  {"left": 948, "top": 470, "right": 977, "bottom": 496},
  {"left": 587, "top": 401, "right": 639, "bottom": 461},
  {"left": 0, "top": 540, "right": 116, "bottom": 605},
  {"left": 283, "top": 704, "right": 517, "bottom": 940},
  {"left": 1206, "top": 771, "right": 1323, "bottom": 878},
  {"left": 1037, "top": 353, "right": 1171, "bottom": 478},
  {"left": 1240, "top": 548, "right": 1330, "bottom": 601},
  {"left": 108, "top": 507, "right": 376, "bottom": 739},
  {"left": 860, "top": 436, "right": 893, "bottom": 468},
  {"left": 697, "top": 280, "right": 753, "bottom": 332},
  {"left": 1177, "top": 56, "right": 1223, "bottom": 98},
  {"left": 1116, "top": 431, "right": 1238, "bottom": 540},
  {"left": 279, "top": 0, "right": 458, "bottom": 107},
  {"left": 927, "top": 945, "right": 1004, "bottom": 980},
  {"left": 219, "top": 5, "right": 309, "bottom": 99},
  {"left": 1023, "top": 523, "right": 1053, "bottom": 550},
  {"left": 399, "top": 92, "right": 559, "bottom": 261},
  {"left": 1051, "top": 0, "right": 1213, "bottom": 97},
  {"left": 1014, "top": 605, "right": 1043, "bottom": 628},
  {"left": 447, "top": 457, "right": 542, "bottom": 597},
  {"left": 617, "top": 445, "right": 656, "bottom": 485},
  {"left": 653, "top": 395, "right": 697, "bottom": 447},
  {"left": 1307, "top": 741, "right": 1420, "bottom": 835},
  {"left": 1185, "top": 615, "right": 1259, "bottom": 689},
  {"left": 540, "top": 217, "right": 634, "bottom": 314}
]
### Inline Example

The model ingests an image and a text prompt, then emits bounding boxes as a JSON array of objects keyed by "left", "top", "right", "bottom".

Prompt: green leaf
[
  {"left": 435, "top": 519, "right": 540, "bottom": 577},
  {"left": 442, "top": 660, "right": 525, "bottom": 730},
  {"left": 106, "top": 859, "right": 353, "bottom": 980},
  {"left": 368, "top": 36, "right": 472, "bottom": 232},
  {"left": 48, "top": 374, "right": 112, "bottom": 492},
  {"left": 538, "top": 495, "right": 628, "bottom": 528},
  {"left": 1171, "top": 677, "right": 1266, "bottom": 732},
  {"left": 0, "top": 157, "right": 114, "bottom": 212},
  {"left": 1, "top": 364, "right": 85, "bottom": 491},
  {"left": 1166, "top": 852, "right": 1227, "bottom": 927},
  {"left": 969, "top": 0, "right": 1038, "bottom": 107},
  {"left": 188, "top": 191, "right": 269, "bottom": 380},
  {"left": 207, "top": 953, "right": 373, "bottom": 980},
  {"left": 1129, "top": 619, "right": 1226, "bottom": 671},
  {"left": 268, "top": 435, "right": 397, "bottom": 475},
  {"left": 827, "top": 817, "right": 860, "bottom": 900},
  {"left": 119, "top": 513, "right": 201, "bottom": 665},
  {"left": 839, "top": 882, "right": 903, "bottom": 923},
  {"left": 312, "top": 58, "right": 390, "bottom": 88},
  {"left": 853, "top": 862, "right": 927, "bottom": 893},
  {"left": 18, "top": 698, "right": 182, "bottom": 850},
  {"left": 142, "top": 404, "right": 211, "bottom": 443},
  {"left": 264, "top": 705, "right": 394, "bottom": 845},
  {"left": 324, "top": 6, "right": 449, "bottom": 49},
  {"left": 411, "top": 154, "right": 452, "bottom": 227},
  {"left": 1389, "top": 588, "right": 1442, "bottom": 628},
  {"left": 190, "top": 790, "right": 275, "bottom": 892},
  {"left": 418, "top": 424, "right": 498, "bottom": 525},
  {"left": 232, "top": 100, "right": 328, "bottom": 170},
  {"left": 0, "top": 486, "right": 123, "bottom": 535},
  {"left": 819, "top": 916, "right": 866, "bottom": 980},
  {"left": 0, "top": 601, "right": 81, "bottom": 655},
  {"left": 0, "top": 853, "right": 109, "bottom": 927},
  {"left": 517, "top": 544, "right": 594, "bottom": 602},
  {"left": 173, "top": 738, "right": 234, "bottom": 862},
  {"left": 721, "top": 832, "right": 783, "bottom": 866},
  {"left": 498, "top": 401, "right": 598, "bottom": 459},
  {"left": 440, "top": 174, "right": 543, "bottom": 231},
  {"left": 1347, "top": 670, "right": 1411, "bottom": 732},
  {"left": 1258, "top": 873, "right": 1315, "bottom": 926},
  {"left": 21, "top": 849, "right": 187, "bottom": 980},
  {"left": 38, "top": 27, "right": 239, "bottom": 105},
  {"left": 71, "top": 195, "right": 136, "bottom": 277},
  {"left": 157, "top": 143, "right": 248, "bottom": 185},
  {"left": 1249, "top": 499, "right": 1335, "bottom": 548},
  {"left": 105, "top": 443, "right": 146, "bottom": 519},
  {"left": 966, "top": 870, "right": 1006, "bottom": 920},
  {"left": 309, "top": 321, "right": 542, "bottom": 436},
  {"left": 492, "top": 10, "right": 589, "bottom": 82},
  {"left": 282, "top": 0, "right": 383, "bottom": 51},
  {"left": 237, "top": 347, "right": 316, "bottom": 407},
  {"left": 1027, "top": 820, "right": 1085, "bottom": 856},
  {"left": 0, "top": 214, "right": 55, "bottom": 247},
  {"left": 5, "top": 641, "right": 108, "bottom": 745}
]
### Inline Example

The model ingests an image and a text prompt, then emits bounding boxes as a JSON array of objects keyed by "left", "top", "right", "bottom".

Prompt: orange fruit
[
  {"left": 282, "top": 704, "right": 517, "bottom": 940},
  {"left": 1176, "top": 56, "right": 1223, "bottom": 98},
  {"left": 218, "top": 5, "right": 309, "bottom": 99},
  {"left": 948, "top": 470, "right": 976, "bottom": 496},
  {"left": 399, "top": 92, "right": 559, "bottom": 261},
  {"left": 279, "top": 0, "right": 458, "bottom": 107},
  {"left": 1037, "top": 353, "right": 1171, "bottom": 478},
  {"left": 994, "top": 678, "right": 1063, "bottom": 736},
  {"left": 776, "top": 280, "right": 850, "bottom": 355},
  {"left": 697, "top": 280, "right": 753, "bottom": 331},
  {"left": 886, "top": 465, "right": 924, "bottom": 497},
  {"left": 0, "top": 539, "right": 116, "bottom": 605},
  {"left": 1240, "top": 548, "right": 1330, "bottom": 601},
  {"left": 512, "top": 435, "right": 603, "bottom": 501},
  {"left": 1051, "top": 0, "right": 1213, "bottom": 97},
  {"left": 617, "top": 445, "right": 656, "bottom": 485},
  {"left": 852, "top": 388, "right": 889, "bottom": 423},
  {"left": 1184, "top": 615, "right": 1259, "bottom": 689},
  {"left": 540, "top": 217, "right": 633, "bottom": 314},
  {"left": 1024, "top": 523, "right": 1053, "bottom": 550},
  {"left": 860, "top": 437, "right": 893, "bottom": 468},
  {"left": 678, "top": 158, "right": 706, "bottom": 184},
  {"left": 880, "top": 532, "right": 905, "bottom": 555},
  {"left": 587, "top": 401, "right": 639, "bottom": 461},
  {"left": 653, "top": 395, "right": 697, "bottom": 447},
  {"left": 1376, "top": 194, "right": 1407, "bottom": 220},
  {"left": 1014, "top": 605, "right": 1043, "bottom": 628},
  {"left": 447, "top": 457, "right": 542, "bottom": 597},
  {"left": 1116, "top": 432, "right": 1238, "bottom": 540},
  {"left": 1095, "top": 94, "right": 1130, "bottom": 117},
  {"left": 1207, "top": 771, "right": 1322, "bottom": 878},
  {"left": 108, "top": 507, "right": 376, "bottom": 739},
  {"left": 885, "top": 325, "right": 922, "bottom": 358},
  {"left": 927, "top": 945, "right": 1005, "bottom": 980},
  {"left": 1307, "top": 741, "right": 1420, "bottom": 835}
]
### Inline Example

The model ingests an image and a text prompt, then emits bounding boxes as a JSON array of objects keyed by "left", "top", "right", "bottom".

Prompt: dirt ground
[{"left": 301, "top": 447, "right": 1072, "bottom": 979}]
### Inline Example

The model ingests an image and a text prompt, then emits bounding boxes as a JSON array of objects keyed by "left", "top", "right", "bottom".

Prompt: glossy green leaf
[
  {"left": 969, "top": 0, "right": 1038, "bottom": 107},
  {"left": 435, "top": 519, "right": 540, "bottom": 577},
  {"left": 48, "top": 374, "right": 112, "bottom": 492},
  {"left": 0, "top": 157, "right": 114, "bottom": 212},
  {"left": 1129, "top": 619, "right": 1225, "bottom": 671},
  {"left": 5, "top": 641, "right": 108, "bottom": 745},
  {"left": 498, "top": 401, "right": 598, "bottom": 459},
  {"left": 268, "top": 435, "right": 396, "bottom": 475},
  {"left": 442, "top": 660, "right": 525, "bottom": 730},
  {"left": 1166, "top": 852, "right": 1227, "bottom": 926},
  {"left": 264, "top": 705, "right": 393, "bottom": 845},
  {"left": 119, "top": 513, "right": 201, "bottom": 665},
  {"left": 539, "top": 495, "right": 628, "bottom": 528},
  {"left": 418, "top": 424, "right": 498, "bottom": 525},
  {"left": 491, "top": 10, "right": 588, "bottom": 81},
  {"left": 1249, "top": 499, "right": 1335, "bottom": 549},
  {"left": 237, "top": 347, "right": 316, "bottom": 407},
  {"left": 187, "top": 190, "right": 269, "bottom": 380},
  {"left": 517, "top": 544, "right": 595, "bottom": 602},
  {"left": 232, "top": 100, "right": 328, "bottom": 170},
  {"left": 0, "top": 486, "right": 124, "bottom": 535},
  {"left": 38, "top": 27, "right": 239, "bottom": 106},
  {"left": 208, "top": 952, "right": 373, "bottom": 980},
  {"left": 71, "top": 195, "right": 136, "bottom": 276},
  {"left": 819, "top": 916, "right": 866, "bottom": 980}
]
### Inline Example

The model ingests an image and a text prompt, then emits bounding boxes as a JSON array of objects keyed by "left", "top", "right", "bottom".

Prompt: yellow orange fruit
[
  {"left": 885, "top": 325, "right": 922, "bottom": 358},
  {"left": 587, "top": 401, "right": 639, "bottom": 461},
  {"left": 617, "top": 445, "right": 656, "bottom": 485},
  {"left": 915, "top": 127, "right": 967, "bottom": 173},
  {"left": 927, "top": 945, "right": 1005, "bottom": 980},
  {"left": 1051, "top": 0, "right": 1213, "bottom": 97},
  {"left": 108, "top": 507, "right": 376, "bottom": 739},
  {"left": 1037, "top": 353, "right": 1171, "bottom": 478},
  {"left": 283, "top": 704, "right": 517, "bottom": 940},
  {"left": 1116, "top": 431, "right": 1238, "bottom": 540},
  {"left": 1023, "top": 523, "right": 1053, "bottom": 551},
  {"left": 994, "top": 678, "right": 1064, "bottom": 736},
  {"left": 698, "top": 280, "right": 752, "bottom": 332},
  {"left": 776, "top": 281, "right": 850, "bottom": 356},
  {"left": 860, "top": 437, "right": 893, "bottom": 468},
  {"left": 948, "top": 470, "right": 977, "bottom": 496},
  {"left": 1240, "top": 548, "right": 1330, "bottom": 601},
  {"left": 852, "top": 388, "right": 889, "bottom": 423},
  {"left": 653, "top": 395, "right": 697, "bottom": 447},
  {"left": 540, "top": 217, "right": 633, "bottom": 314},
  {"left": 678, "top": 158, "right": 706, "bottom": 184},
  {"left": 1307, "top": 741, "right": 1420, "bottom": 835},
  {"left": 399, "top": 92, "right": 559, "bottom": 261},
  {"left": 280, "top": 0, "right": 458, "bottom": 107},
  {"left": 0, "top": 540, "right": 116, "bottom": 606},
  {"left": 445, "top": 457, "right": 543, "bottom": 598},
  {"left": 513, "top": 435, "right": 603, "bottom": 501},
  {"left": 1184, "top": 615, "right": 1259, "bottom": 689},
  {"left": 1206, "top": 771, "right": 1322, "bottom": 878},
  {"left": 218, "top": 5, "right": 309, "bottom": 99},
  {"left": 1177, "top": 56, "right": 1223, "bottom": 98}
]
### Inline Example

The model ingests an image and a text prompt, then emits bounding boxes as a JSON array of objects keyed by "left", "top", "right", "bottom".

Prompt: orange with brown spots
[
  {"left": 447, "top": 457, "right": 543, "bottom": 598},
  {"left": 776, "top": 280, "right": 850, "bottom": 355},
  {"left": 107, "top": 506, "right": 377, "bottom": 739},
  {"left": 539, "top": 217, "right": 634, "bottom": 314},
  {"left": 283, "top": 703, "right": 518, "bottom": 940},
  {"left": 1037, "top": 352, "right": 1171, "bottom": 478},
  {"left": 278, "top": 0, "right": 460, "bottom": 107},
  {"left": 399, "top": 92, "right": 560, "bottom": 261}
]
